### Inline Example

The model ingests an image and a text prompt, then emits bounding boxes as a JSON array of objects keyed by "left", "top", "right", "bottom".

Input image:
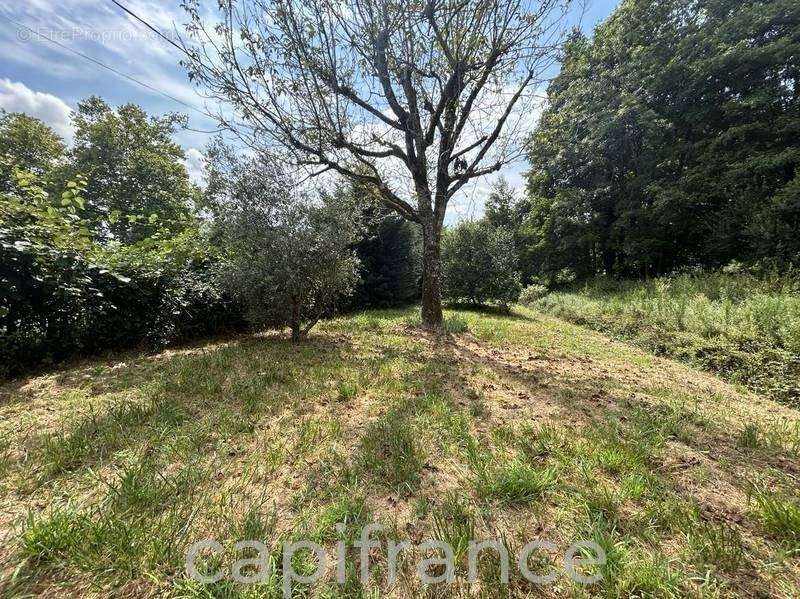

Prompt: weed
[
  {"left": 534, "top": 273, "right": 800, "bottom": 405},
  {"left": 359, "top": 412, "right": 425, "bottom": 492},
  {"left": 737, "top": 423, "right": 761, "bottom": 449},
  {"left": 20, "top": 507, "right": 89, "bottom": 564},
  {"left": 443, "top": 315, "right": 469, "bottom": 334},
  {"left": 337, "top": 380, "right": 359, "bottom": 402},
  {"left": 688, "top": 521, "right": 746, "bottom": 572},
  {"left": 432, "top": 492, "right": 476, "bottom": 564},
  {"left": 473, "top": 459, "right": 556, "bottom": 504},
  {"left": 751, "top": 488, "right": 800, "bottom": 549}
]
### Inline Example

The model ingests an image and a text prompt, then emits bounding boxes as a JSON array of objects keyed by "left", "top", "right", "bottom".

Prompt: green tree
[
  {"left": 442, "top": 220, "right": 521, "bottom": 311},
  {"left": 0, "top": 112, "right": 65, "bottom": 192},
  {"left": 208, "top": 147, "right": 362, "bottom": 340},
  {"left": 485, "top": 177, "right": 526, "bottom": 232},
  {"left": 350, "top": 206, "right": 421, "bottom": 309},
  {"left": 65, "top": 97, "right": 200, "bottom": 243},
  {"left": 525, "top": 0, "right": 800, "bottom": 279}
]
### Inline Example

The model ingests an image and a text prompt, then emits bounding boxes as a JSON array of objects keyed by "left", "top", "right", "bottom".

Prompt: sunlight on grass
[{"left": 1, "top": 306, "right": 799, "bottom": 596}]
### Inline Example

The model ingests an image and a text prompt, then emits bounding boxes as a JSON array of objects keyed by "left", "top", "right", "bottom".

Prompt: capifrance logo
[{"left": 185, "top": 523, "right": 606, "bottom": 596}]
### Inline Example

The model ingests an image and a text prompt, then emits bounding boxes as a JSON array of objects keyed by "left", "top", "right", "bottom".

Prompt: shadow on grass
[
  {"left": 22, "top": 332, "right": 357, "bottom": 483},
  {"left": 445, "top": 302, "right": 535, "bottom": 322}
]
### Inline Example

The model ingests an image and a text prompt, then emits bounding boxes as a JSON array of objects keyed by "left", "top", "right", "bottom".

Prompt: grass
[
  {"left": 751, "top": 488, "right": 800, "bottom": 550},
  {"left": 531, "top": 271, "right": 800, "bottom": 405},
  {"left": 0, "top": 305, "right": 798, "bottom": 596},
  {"left": 472, "top": 458, "right": 557, "bottom": 504},
  {"left": 358, "top": 410, "right": 425, "bottom": 492}
]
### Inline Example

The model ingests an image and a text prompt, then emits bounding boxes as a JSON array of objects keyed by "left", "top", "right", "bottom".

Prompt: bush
[
  {"left": 0, "top": 165, "right": 243, "bottom": 378},
  {"left": 442, "top": 221, "right": 521, "bottom": 311},
  {"left": 519, "top": 284, "right": 549, "bottom": 306}
]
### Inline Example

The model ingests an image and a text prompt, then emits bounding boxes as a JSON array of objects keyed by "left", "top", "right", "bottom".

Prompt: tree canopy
[
  {"left": 207, "top": 144, "right": 363, "bottom": 340},
  {"left": 525, "top": 0, "right": 800, "bottom": 280},
  {"left": 65, "top": 97, "right": 201, "bottom": 244}
]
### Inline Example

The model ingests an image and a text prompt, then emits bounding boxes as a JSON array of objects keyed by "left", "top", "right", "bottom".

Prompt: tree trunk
[
  {"left": 290, "top": 297, "right": 301, "bottom": 342},
  {"left": 420, "top": 221, "right": 444, "bottom": 329},
  {"left": 602, "top": 248, "right": 615, "bottom": 277}
]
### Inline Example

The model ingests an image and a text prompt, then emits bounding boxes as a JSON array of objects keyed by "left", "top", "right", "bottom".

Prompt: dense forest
[{"left": 522, "top": 0, "right": 800, "bottom": 280}]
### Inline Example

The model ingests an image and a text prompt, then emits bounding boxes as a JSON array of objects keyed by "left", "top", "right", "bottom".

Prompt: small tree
[
  {"left": 208, "top": 146, "right": 361, "bottom": 340},
  {"left": 442, "top": 221, "right": 521, "bottom": 311}
]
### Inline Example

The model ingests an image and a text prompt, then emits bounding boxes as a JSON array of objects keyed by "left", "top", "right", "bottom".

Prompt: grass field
[
  {"left": 533, "top": 273, "right": 800, "bottom": 406},
  {"left": 1, "top": 306, "right": 799, "bottom": 597}
]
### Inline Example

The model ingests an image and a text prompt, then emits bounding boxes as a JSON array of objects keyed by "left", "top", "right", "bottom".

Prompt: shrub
[
  {"left": 519, "top": 283, "right": 549, "bottom": 306},
  {"left": 442, "top": 221, "right": 521, "bottom": 311},
  {"left": 0, "top": 162, "right": 243, "bottom": 378},
  {"left": 208, "top": 148, "right": 361, "bottom": 341}
]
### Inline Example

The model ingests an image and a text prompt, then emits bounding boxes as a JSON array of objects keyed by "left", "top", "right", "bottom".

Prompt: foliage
[
  {"left": 208, "top": 146, "right": 362, "bottom": 340},
  {"left": 0, "top": 110, "right": 241, "bottom": 378},
  {"left": 518, "top": 283, "right": 549, "bottom": 306},
  {"left": 348, "top": 203, "right": 420, "bottom": 310},
  {"left": 63, "top": 97, "right": 201, "bottom": 244},
  {"left": 442, "top": 220, "right": 522, "bottom": 311},
  {"left": 525, "top": 0, "right": 800, "bottom": 280},
  {"left": 0, "top": 111, "right": 65, "bottom": 186},
  {"left": 533, "top": 270, "right": 800, "bottom": 405}
]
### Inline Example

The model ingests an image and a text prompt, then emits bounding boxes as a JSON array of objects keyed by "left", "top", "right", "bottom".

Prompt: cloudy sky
[{"left": 0, "top": 0, "right": 618, "bottom": 222}]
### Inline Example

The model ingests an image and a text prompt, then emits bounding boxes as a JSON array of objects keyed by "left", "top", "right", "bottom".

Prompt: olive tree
[
  {"left": 182, "top": 0, "right": 571, "bottom": 328},
  {"left": 207, "top": 145, "right": 361, "bottom": 340}
]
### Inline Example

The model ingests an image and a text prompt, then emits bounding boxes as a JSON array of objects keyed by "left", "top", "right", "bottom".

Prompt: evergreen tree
[{"left": 350, "top": 208, "right": 421, "bottom": 309}]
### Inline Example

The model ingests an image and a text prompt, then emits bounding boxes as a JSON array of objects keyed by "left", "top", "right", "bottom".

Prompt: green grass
[
  {"left": 1, "top": 306, "right": 799, "bottom": 596},
  {"left": 432, "top": 493, "right": 476, "bottom": 564},
  {"left": 358, "top": 410, "right": 425, "bottom": 493},
  {"left": 752, "top": 488, "right": 800, "bottom": 550},
  {"left": 473, "top": 457, "right": 557, "bottom": 504},
  {"left": 532, "top": 271, "right": 800, "bottom": 405}
]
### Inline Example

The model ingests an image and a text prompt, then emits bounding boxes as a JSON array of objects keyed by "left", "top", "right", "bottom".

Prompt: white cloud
[
  {"left": 0, "top": 78, "right": 74, "bottom": 142},
  {"left": 182, "top": 147, "right": 206, "bottom": 186},
  {"left": 1, "top": 1, "right": 205, "bottom": 114}
]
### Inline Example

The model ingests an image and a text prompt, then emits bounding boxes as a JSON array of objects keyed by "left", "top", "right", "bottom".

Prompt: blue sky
[{"left": 0, "top": 0, "right": 620, "bottom": 219}]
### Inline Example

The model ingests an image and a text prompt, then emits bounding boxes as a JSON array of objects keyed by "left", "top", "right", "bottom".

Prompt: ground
[{"left": 0, "top": 307, "right": 798, "bottom": 597}]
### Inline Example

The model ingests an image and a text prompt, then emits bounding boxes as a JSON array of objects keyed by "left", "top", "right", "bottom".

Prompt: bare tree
[{"left": 182, "top": 0, "right": 571, "bottom": 328}]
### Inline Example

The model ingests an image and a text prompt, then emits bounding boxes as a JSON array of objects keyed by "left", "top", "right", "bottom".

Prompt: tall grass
[{"left": 532, "top": 271, "right": 800, "bottom": 405}]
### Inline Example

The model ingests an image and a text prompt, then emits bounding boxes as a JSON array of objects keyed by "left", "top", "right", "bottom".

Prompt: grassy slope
[
  {"left": 0, "top": 306, "right": 798, "bottom": 597},
  {"left": 534, "top": 274, "right": 800, "bottom": 406}
]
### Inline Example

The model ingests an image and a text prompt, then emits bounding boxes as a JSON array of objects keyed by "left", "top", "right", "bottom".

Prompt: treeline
[
  {"left": 0, "top": 101, "right": 419, "bottom": 376},
  {"left": 436, "top": 0, "right": 799, "bottom": 300},
  {"left": 520, "top": 0, "right": 800, "bottom": 281}
]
